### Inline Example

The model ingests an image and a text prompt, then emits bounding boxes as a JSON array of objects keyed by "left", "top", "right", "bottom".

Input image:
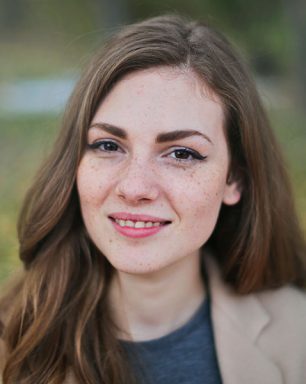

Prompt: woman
[{"left": 1, "top": 14, "right": 306, "bottom": 384}]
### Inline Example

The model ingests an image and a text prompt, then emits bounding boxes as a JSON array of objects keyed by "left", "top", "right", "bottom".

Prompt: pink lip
[
  {"left": 108, "top": 212, "right": 171, "bottom": 239},
  {"left": 110, "top": 220, "right": 165, "bottom": 238}
]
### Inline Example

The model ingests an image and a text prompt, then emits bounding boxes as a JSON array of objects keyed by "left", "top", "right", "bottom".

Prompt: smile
[
  {"left": 108, "top": 216, "right": 171, "bottom": 238},
  {"left": 114, "top": 219, "right": 162, "bottom": 228}
]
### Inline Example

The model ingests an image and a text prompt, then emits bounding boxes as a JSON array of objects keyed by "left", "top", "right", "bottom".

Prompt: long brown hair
[{"left": 1, "top": 14, "right": 305, "bottom": 383}]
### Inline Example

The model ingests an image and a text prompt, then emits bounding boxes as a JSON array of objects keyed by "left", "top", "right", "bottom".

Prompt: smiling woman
[
  {"left": 0, "top": 14, "right": 306, "bottom": 384},
  {"left": 77, "top": 68, "right": 240, "bottom": 277}
]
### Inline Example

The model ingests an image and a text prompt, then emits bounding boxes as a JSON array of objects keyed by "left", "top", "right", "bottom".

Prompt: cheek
[
  {"left": 76, "top": 159, "right": 110, "bottom": 205},
  {"left": 170, "top": 168, "right": 227, "bottom": 228},
  {"left": 172, "top": 167, "right": 227, "bottom": 206}
]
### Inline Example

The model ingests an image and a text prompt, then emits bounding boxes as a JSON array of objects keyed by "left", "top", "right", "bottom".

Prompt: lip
[
  {"left": 108, "top": 212, "right": 171, "bottom": 239},
  {"left": 109, "top": 212, "right": 170, "bottom": 223}
]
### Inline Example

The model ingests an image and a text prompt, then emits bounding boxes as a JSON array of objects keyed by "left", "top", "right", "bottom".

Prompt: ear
[{"left": 222, "top": 178, "right": 242, "bottom": 206}]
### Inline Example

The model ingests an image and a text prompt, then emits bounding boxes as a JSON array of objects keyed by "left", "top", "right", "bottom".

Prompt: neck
[{"left": 108, "top": 252, "right": 205, "bottom": 342}]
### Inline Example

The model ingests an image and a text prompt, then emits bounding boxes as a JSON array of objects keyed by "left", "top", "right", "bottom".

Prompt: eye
[
  {"left": 168, "top": 147, "right": 207, "bottom": 162},
  {"left": 88, "top": 140, "right": 122, "bottom": 153}
]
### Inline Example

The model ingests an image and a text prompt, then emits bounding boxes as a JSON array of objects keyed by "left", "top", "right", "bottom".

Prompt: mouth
[
  {"left": 108, "top": 215, "right": 171, "bottom": 238},
  {"left": 108, "top": 216, "right": 171, "bottom": 228}
]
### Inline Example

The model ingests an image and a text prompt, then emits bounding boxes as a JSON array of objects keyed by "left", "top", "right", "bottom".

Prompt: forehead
[{"left": 91, "top": 67, "right": 225, "bottom": 142}]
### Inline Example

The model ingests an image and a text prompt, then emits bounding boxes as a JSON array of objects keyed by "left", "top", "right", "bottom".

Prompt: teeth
[
  {"left": 135, "top": 221, "right": 145, "bottom": 228},
  {"left": 115, "top": 219, "right": 162, "bottom": 228}
]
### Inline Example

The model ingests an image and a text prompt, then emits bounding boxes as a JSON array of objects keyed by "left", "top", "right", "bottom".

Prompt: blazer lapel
[{"left": 205, "top": 256, "right": 283, "bottom": 384}]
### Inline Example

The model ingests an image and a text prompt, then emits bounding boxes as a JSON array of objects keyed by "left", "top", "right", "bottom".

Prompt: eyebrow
[{"left": 89, "top": 122, "right": 213, "bottom": 144}]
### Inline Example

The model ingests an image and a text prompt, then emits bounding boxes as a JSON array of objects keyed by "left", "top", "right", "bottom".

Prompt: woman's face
[{"left": 77, "top": 67, "right": 240, "bottom": 275}]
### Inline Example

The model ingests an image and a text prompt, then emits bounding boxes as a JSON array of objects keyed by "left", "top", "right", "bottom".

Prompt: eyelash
[
  {"left": 87, "top": 140, "right": 207, "bottom": 163},
  {"left": 88, "top": 140, "right": 121, "bottom": 152}
]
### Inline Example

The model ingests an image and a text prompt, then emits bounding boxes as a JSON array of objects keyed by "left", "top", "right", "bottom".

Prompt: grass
[{"left": 0, "top": 109, "right": 305, "bottom": 283}]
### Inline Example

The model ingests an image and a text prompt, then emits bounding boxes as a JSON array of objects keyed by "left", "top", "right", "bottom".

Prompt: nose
[{"left": 115, "top": 157, "right": 160, "bottom": 205}]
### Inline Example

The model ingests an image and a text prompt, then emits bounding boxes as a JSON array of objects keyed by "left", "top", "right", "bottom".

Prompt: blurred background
[{"left": 0, "top": 0, "right": 305, "bottom": 283}]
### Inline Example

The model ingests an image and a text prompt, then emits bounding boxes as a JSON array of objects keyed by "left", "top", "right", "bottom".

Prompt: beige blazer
[
  {"left": 206, "top": 257, "right": 306, "bottom": 384},
  {"left": 1, "top": 258, "right": 306, "bottom": 383}
]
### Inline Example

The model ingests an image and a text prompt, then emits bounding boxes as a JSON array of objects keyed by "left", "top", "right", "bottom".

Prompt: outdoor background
[{"left": 0, "top": 0, "right": 305, "bottom": 283}]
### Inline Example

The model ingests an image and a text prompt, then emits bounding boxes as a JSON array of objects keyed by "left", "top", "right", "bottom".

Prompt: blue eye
[
  {"left": 169, "top": 148, "right": 207, "bottom": 162},
  {"left": 88, "top": 140, "right": 120, "bottom": 152}
]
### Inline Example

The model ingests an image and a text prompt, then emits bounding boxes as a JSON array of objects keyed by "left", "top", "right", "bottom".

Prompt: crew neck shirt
[{"left": 121, "top": 297, "right": 222, "bottom": 384}]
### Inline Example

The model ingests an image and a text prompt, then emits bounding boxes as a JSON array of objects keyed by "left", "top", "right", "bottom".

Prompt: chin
[{"left": 107, "top": 257, "right": 170, "bottom": 276}]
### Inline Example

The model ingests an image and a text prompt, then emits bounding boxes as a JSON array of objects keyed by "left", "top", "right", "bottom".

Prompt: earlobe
[{"left": 223, "top": 180, "right": 242, "bottom": 206}]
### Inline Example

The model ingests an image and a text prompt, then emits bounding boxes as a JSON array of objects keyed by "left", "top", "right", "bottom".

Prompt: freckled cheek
[
  {"left": 76, "top": 162, "right": 113, "bottom": 205},
  {"left": 180, "top": 179, "right": 225, "bottom": 242},
  {"left": 169, "top": 170, "right": 226, "bottom": 204}
]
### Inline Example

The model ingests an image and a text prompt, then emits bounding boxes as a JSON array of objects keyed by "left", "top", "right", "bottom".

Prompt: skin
[{"left": 77, "top": 67, "right": 241, "bottom": 341}]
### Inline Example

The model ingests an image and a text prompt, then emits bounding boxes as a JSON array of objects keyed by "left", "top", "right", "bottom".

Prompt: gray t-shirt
[{"left": 121, "top": 298, "right": 222, "bottom": 384}]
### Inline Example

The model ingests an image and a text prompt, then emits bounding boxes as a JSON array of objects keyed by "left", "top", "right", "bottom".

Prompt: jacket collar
[{"left": 205, "top": 255, "right": 283, "bottom": 384}]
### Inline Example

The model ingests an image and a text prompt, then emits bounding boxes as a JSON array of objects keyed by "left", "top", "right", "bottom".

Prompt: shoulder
[
  {"left": 255, "top": 284, "right": 306, "bottom": 346},
  {"left": 206, "top": 253, "right": 306, "bottom": 327},
  {"left": 255, "top": 284, "right": 306, "bottom": 349},
  {"left": 254, "top": 286, "right": 306, "bottom": 383},
  {"left": 206, "top": 255, "right": 306, "bottom": 383},
  {"left": 257, "top": 284, "right": 306, "bottom": 322}
]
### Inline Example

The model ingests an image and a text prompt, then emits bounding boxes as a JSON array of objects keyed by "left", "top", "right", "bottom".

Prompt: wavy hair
[{"left": 1, "top": 14, "right": 305, "bottom": 383}]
